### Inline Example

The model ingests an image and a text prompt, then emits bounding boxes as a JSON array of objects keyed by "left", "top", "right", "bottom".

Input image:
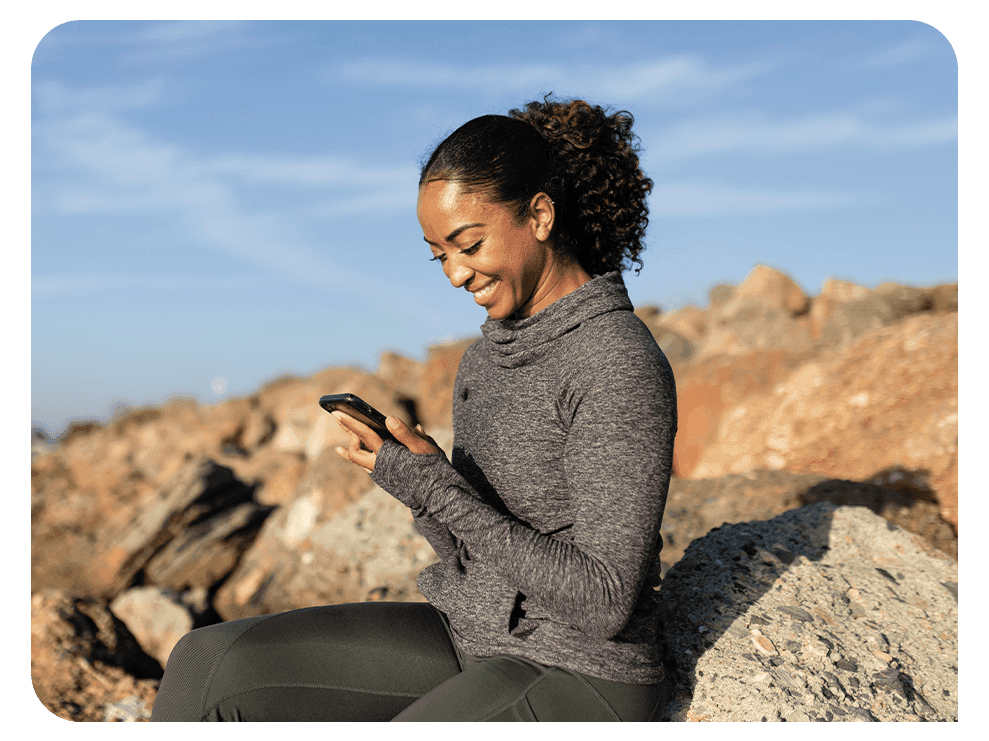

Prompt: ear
[{"left": 528, "top": 192, "right": 555, "bottom": 242}]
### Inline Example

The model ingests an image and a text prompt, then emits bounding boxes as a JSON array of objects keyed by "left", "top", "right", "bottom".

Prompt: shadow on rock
[{"left": 656, "top": 502, "right": 957, "bottom": 722}]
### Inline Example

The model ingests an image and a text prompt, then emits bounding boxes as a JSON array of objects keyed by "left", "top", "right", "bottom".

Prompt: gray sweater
[{"left": 371, "top": 271, "right": 677, "bottom": 684}]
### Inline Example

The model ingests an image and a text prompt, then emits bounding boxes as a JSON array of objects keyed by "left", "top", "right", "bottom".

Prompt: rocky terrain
[{"left": 30, "top": 265, "right": 958, "bottom": 721}]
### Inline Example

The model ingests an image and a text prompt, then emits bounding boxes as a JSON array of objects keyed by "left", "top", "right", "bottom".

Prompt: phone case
[{"left": 318, "top": 393, "right": 394, "bottom": 440}]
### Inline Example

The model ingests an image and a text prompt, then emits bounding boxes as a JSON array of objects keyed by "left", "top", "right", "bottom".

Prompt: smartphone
[{"left": 319, "top": 393, "right": 395, "bottom": 441}]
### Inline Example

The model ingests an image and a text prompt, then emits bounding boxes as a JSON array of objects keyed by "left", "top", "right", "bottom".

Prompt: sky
[{"left": 29, "top": 18, "right": 959, "bottom": 439}]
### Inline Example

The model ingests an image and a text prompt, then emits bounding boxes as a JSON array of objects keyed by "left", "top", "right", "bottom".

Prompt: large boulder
[
  {"left": 213, "top": 429, "right": 454, "bottom": 621},
  {"left": 696, "top": 266, "right": 816, "bottom": 359},
  {"left": 635, "top": 305, "right": 697, "bottom": 366},
  {"left": 810, "top": 279, "right": 956, "bottom": 350},
  {"left": 658, "top": 503, "right": 957, "bottom": 721},
  {"left": 691, "top": 312, "right": 958, "bottom": 527},
  {"left": 213, "top": 483, "right": 441, "bottom": 621},
  {"left": 656, "top": 304, "right": 709, "bottom": 344},
  {"left": 34, "top": 455, "right": 275, "bottom": 600},
  {"left": 375, "top": 350, "right": 426, "bottom": 404},
  {"left": 415, "top": 338, "right": 476, "bottom": 431},
  {"left": 257, "top": 366, "right": 412, "bottom": 460},
  {"left": 671, "top": 350, "right": 816, "bottom": 477},
  {"left": 31, "top": 589, "right": 162, "bottom": 721},
  {"left": 660, "top": 469, "right": 957, "bottom": 577}
]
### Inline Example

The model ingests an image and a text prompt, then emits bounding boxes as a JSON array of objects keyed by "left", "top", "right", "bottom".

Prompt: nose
[{"left": 447, "top": 259, "right": 473, "bottom": 289}]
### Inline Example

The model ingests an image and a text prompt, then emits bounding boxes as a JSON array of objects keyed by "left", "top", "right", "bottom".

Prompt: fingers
[
  {"left": 331, "top": 411, "right": 384, "bottom": 452},
  {"left": 330, "top": 410, "right": 443, "bottom": 464},
  {"left": 385, "top": 416, "right": 443, "bottom": 456},
  {"left": 334, "top": 438, "right": 374, "bottom": 473},
  {"left": 330, "top": 412, "right": 379, "bottom": 473}
]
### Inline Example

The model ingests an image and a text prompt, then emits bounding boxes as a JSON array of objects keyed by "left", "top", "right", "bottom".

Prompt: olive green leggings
[{"left": 150, "top": 602, "right": 665, "bottom": 722}]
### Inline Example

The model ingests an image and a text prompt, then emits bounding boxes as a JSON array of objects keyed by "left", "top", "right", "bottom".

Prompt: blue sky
[{"left": 30, "top": 19, "right": 958, "bottom": 438}]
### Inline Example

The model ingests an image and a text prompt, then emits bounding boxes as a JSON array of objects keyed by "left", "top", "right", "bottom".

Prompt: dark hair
[{"left": 419, "top": 95, "right": 653, "bottom": 276}]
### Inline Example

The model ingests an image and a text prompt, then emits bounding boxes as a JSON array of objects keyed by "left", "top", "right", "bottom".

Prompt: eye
[{"left": 429, "top": 239, "right": 481, "bottom": 264}]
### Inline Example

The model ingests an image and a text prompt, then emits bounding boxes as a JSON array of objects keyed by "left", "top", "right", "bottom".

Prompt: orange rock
[
  {"left": 672, "top": 350, "right": 815, "bottom": 477},
  {"left": 692, "top": 313, "right": 958, "bottom": 527},
  {"left": 416, "top": 337, "right": 477, "bottom": 431}
]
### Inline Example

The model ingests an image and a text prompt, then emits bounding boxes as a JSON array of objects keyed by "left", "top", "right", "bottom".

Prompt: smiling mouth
[{"left": 470, "top": 279, "right": 499, "bottom": 302}]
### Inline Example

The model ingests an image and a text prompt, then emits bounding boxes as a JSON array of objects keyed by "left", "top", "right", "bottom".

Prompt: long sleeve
[
  {"left": 369, "top": 272, "right": 675, "bottom": 684},
  {"left": 371, "top": 319, "right": 676, "bottom": 640},
  {"left": 409, "top": 510, "right": 459, "bottom": 561}
]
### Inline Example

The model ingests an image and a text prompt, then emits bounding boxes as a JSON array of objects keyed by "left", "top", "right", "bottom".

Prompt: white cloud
[
  {"left": 136, "top": 20, "right": 247, "bottom": 44},
  {"left": 33, "top": 78, "right": 168, "bottom": 115},
  {"left": 202, "top": 153, "right": 415, "bottom": 189},
  {"left": 332, "top": 54, "right": 772, "bottom": 106},
  {"left": 853, "top": 35, "right": 948, "bottom": 70},
  {"left": 33, "top": 20, "right": 263, "bottom": 63},
  {"left": 34, "top": 110, "right": 408, "bottom": 292},
  {"left": 647, "top": 110, "right": 957, "bottom": 166},
  {"left": 650, "top": 181, "right": 871, "bottom": 218},
  {"left": 32, "top": 273, "right": 258, "bottom": 296}
]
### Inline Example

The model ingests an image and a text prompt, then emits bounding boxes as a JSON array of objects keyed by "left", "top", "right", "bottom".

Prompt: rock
[
  {"left": 661, "top": 470, "right": 826, "bottom": 573},
  {"left": 660, "top": 469, "right": 956, "bottom": 576},
  {"left": 696, "top": 266, "right": 814, "bottom": 360},
  {"left": 691, "top": 313, "right": 958, "bottom": 527},
  {"left": 634, "top": 305, "right": 696, "bottom": 366},
  {"left": 671, "top": 350, "right": 816, "bottom": 477},
  {"left": 258, "top": 366, "right": 411, "bottom": 460},
  {"left": 31, "top": 589, "right": 161, "bottom": 722},
  {"left": 416, "top": 337, "right": 476, "bottom": 431},
  {"left": 109, "top": 587, "right": 194, "bottom": 668},
  {"left": 929, "top": 283, "right": 957, "bottom": 313},
  {"left": 657, "top": 504, "right": 957, "bottom": 721},
  {"left": 89, "top": 458, "right": 274, "bottom": 597},
  {"left": 657, "top": 304, "right": 708, "bottom": 344},
  {"left": 375, "top": 350, "right": 426, "bottom": 407},
  {"left": 213, "top": 483, "right": 440, "bottom": 621},
  {"left": 708, "top": 283, "right": 735, "bottom": 308},
  {"left": 103, "top": 696, "right": 151, "bottom": 722},
  {"left": 214, "top": 428, "right": 453, "bottom": 620},
  {"left": 799, "top": 473, "right": 957, "bottom": 560},
  {"left": 820, "top": 277, "right": 871, "bottom": 302},
  {"left": 813, "top": 281, "right": 953, "bottom": 351},
  {"left": 727, "top": 264, "right": 810, "bottom": 317}
]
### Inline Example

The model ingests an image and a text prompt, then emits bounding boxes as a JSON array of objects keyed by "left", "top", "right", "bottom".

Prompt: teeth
[{"left": 474, "top": 281, "right": 497, "bottom": 298}]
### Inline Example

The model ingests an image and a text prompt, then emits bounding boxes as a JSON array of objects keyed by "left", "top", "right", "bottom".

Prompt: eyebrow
[{"left": 423, "top": 222, "right": 486, "bottom": 246}]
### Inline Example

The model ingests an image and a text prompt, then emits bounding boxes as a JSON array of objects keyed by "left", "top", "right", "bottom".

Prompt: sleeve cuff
[{"left": 370, "top": 439, "right": 450, "bottom": 513}]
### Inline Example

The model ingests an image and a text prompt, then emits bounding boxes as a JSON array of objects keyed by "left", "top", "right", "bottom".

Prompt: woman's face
[{"left": 416, "top": 180, "right": 566, "bottom": 320}]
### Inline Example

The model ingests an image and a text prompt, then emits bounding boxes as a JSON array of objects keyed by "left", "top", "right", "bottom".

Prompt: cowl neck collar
[{"left": 479, "top": 271, "right": 632, "bottom": 368}]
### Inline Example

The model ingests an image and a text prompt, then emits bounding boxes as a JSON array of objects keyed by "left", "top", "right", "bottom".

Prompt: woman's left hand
[{"left": 332, "top": 412, "right": 443, "bottom": 473}]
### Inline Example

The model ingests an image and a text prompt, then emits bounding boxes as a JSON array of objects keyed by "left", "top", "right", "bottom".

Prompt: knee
[
  {"left": 152, "top": 617, "right": 269, "bottom": 721},
  {"left": 164, "top": 615, "right": 268, "bottom": 673}
]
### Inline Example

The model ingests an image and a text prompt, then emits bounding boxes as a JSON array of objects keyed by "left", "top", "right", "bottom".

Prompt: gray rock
[
  {"left": 103, "top": 695, "right": 151, "bottom": 722},
  {"left": 657, "top": 503, "right": 957, "bottom": 721},
  {"left": 109, "top": 587, "right": 194, "bottom": 668},
  {"left": 816, "top": 284, "right": 941, "bottom": 352},
  {"left": 102, "top": 458, "right": 274, "bottom": 595}
]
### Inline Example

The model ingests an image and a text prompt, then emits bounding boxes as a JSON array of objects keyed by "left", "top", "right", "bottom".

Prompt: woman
[{"left": 151, "top": 96, "right": 677, "bottom": 722}]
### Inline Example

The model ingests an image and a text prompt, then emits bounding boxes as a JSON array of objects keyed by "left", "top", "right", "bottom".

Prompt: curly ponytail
[{"left": 419, "top": 95, "right": 653, "bottom": 276}]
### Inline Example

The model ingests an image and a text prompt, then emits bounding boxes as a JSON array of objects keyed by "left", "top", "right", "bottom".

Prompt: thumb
[{"left": 385, "top": 415, "right": 416, "bottom": 443}]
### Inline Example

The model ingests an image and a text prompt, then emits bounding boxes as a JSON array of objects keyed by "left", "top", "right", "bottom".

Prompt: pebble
[{"left": 751, "top": 635, "right": 777, "bottom": 655}]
